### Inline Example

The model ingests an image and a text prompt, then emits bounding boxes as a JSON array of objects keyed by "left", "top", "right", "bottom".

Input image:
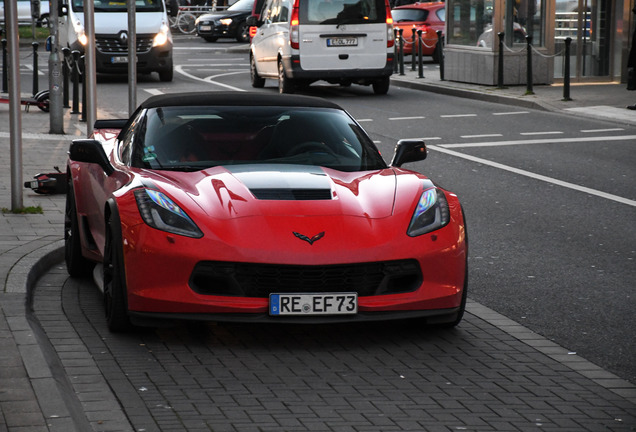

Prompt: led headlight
[
  {"left": 219, "top": 18, "right": 233, "bottom": 26},
  {"left": 407, "top": 187, "right": 450, "bottom": 236},
  {"left": 72, "top": 19, "right": 88, "bottom": 46},
  {"left": 152, "top": 23, "right": 170, "bottom": 47},
  {"left": 134, "top": 189, "right": 203, "bottom": 238}
]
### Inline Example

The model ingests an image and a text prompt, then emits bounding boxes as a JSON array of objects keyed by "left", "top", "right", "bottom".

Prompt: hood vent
[{"left": 251, "top": 188, "right": 332, "bottom": 201}]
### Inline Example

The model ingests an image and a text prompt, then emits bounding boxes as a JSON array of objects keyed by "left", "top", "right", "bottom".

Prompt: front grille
[
  {"left": 96, "top": 35, "right": 154, "bottom": 54},
  {"left": 189, "top": 260, "right": 422, "bottom": 297},
  {"left": 251, "top": 188, "right": 332, "bottom": 200}
]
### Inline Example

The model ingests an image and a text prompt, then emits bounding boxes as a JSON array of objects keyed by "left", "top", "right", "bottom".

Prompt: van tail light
[
  {"left": 290, "top": 0, "right": 300, "bottom": 49},
  {"left": 249, "top": 26, "right": 257, "bottom": 39},
  {"left": 385, "top": 0, "right": 394, "bottom": 48}
]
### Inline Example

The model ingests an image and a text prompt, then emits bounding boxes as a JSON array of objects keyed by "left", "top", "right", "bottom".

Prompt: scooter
[
  {"left": 24, "top": 166, "right": 67, "bottom": 194},
  {"left": 0, "top": 89, "right": 49, "bottom": 112}
]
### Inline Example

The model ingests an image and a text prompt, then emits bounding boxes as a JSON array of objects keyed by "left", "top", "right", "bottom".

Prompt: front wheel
[
  {"left": 158, "top": 67, "right": 174, "bottom": 82},
  {"left": 103, "top": 211, "right": 131, "bottom": 332},
  {"left": 236, "top": 22, "right": 249, "bottom": 43},
  {"left": 64, "top": 181, "right": 92, "bottom": 277}
]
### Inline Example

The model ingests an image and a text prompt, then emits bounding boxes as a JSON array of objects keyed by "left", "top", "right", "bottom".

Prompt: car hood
[
  {"left": 198, "top": 10, "right": 249, "bottom": 20},
  {"left": 145, "top": 164, "right": 411, "bottom": 220}
]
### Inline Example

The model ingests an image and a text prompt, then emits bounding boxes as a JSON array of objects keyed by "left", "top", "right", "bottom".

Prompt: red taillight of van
[
  {"left": 290, "top": 0, "right": 300, "bottom": 49},
  {"left": 385, "top": 0, "right": 394, "bottom": 48},
  {"left": 249, "top": 26, "right": 257, "bottom": 39}
]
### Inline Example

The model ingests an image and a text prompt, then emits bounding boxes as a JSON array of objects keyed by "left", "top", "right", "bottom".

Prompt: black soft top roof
[{"left": 139, "top": 92, "right": 342, "bottom": 110}]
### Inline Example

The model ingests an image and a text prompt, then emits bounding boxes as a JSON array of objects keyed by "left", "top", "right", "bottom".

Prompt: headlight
[
  {"left": 72, "top": 20, "right": 88, "bottom": 46},
  {"left": 134, "top": 189, "right": 203, "bottom": 238},
  {"left": 407, "top": 187, "right": 450, "bottom": 236},
  {"left": 219, "top": 18, "right": 233, "bottom": 26},
  {"left": 152, "top": 23, "right": 170, "bottom": 47}
]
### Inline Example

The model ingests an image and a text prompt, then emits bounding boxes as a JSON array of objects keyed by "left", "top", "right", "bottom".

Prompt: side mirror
[
  {"left": 390, "top": 139, "right": 427, "bottom": 167},
  {"left": 246, "top": 15, "right": 262, "bottom": 27},
  {"left": 69, "top": 139, "right": 114, "bottom": 176}
]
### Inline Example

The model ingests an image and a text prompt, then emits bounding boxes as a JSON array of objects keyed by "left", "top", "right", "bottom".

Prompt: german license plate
[
  {"left": 199, "top": 25, "right": 212, "bottom": 31},
  {"left": 327, "top": 37, "right": 358, "bottom": 47},
  {"left": 269, "top": 293, "right": 357, "bottom": 316},
  {"left": 111, "top": 56, "right": 128, "bottom": 64}
]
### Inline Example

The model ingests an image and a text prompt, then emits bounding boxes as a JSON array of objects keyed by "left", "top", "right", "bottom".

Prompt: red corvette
[{"left": 65, "top": 92, "right": 467, "bottom": 331}]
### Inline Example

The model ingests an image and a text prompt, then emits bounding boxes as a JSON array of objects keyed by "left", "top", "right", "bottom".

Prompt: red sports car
[
  {"left": 65, "top": 92, "right": 467, "bottom": 331},
  {"left": 392, "top": 2, "right": 445, "bottom": 61}
]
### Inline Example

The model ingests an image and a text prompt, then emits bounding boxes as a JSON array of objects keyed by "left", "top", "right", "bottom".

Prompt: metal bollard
[
  {"left": 71, "top": 50, "right": 80, "bottom": 114},
  {"left": 398, "top": 28, "right": 405, "bottom": 76},
  {"left": 417, "top": 29, "right": 424, "bottom": 79},
  {"left": 497, "top": 32, "right": 505, "bottom": 88},
  {"left": 437, "top": 30, "right": 444, "bottom": 81},
  {"left": 411, "top": 27, "right": 416, "bottom": 71},
  {"left": 2, "top": 39, "right": 7, "bottom": 93},
  {"left": 62, "top": 47, "right": 70, "bottom": 108},
  {"left": 393, "top": 29, "right": 398, "bottom": 73},
  {"left": 525, "top": 35, "right": 533, "bottom": 95},
  {"left": 563, "top": 37, "right": 572, "bottom": 101},
  {"left": 80, "top": 55, "right": 86, "bottom": 122},
  {"left": 32, "top": 42, "right": 39, "bottom": 95}
]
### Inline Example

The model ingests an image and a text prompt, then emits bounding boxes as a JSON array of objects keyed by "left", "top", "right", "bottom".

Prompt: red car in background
[{"left": 392, "top": 2, "right": 445, "bottom": 62}]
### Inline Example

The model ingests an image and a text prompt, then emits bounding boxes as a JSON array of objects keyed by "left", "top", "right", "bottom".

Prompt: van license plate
[
  {"left": 327, "top": 37, "right": 358, "bottom": 47},
  {"left": 111, "top": 56, "right": 128, "bottom": 64},
  {"left": 270, "top": 293, "right": 357, "bottom": 316}
]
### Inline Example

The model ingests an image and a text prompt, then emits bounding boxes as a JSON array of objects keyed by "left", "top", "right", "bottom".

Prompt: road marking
[
  {"left": 461, "top": 134, "right": 503, "bottom": 139},
  {"left": 440, "top": 114, "right": 477, "bottom": 118},
  {"left": 389, "top": 116, "right": 425, "bottom": 120},
  {"left": 143, "top": 89, "right": 164, "bottom": 96},
  {"left": 439, "top": 135, "right": 636, "bottom": 148},
  {"left": 175, "top": 65, "right": 246, "bottom": 92},
  {"left": 581, "top": 128, "right": 624, "bottom": 133},
  {"left": 520, "top": 131, "right": 564, "bottom": 136},
  {"left": 428, "top": 144, "right": 636, "bottom": 207},
  {"left": 493, "top": 111, "right": 530, "bottom": 116}
]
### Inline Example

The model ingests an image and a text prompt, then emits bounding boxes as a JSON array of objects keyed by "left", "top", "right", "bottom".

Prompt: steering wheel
[{"left": 286, "top": 141, "right": 337, "bottom": 158}]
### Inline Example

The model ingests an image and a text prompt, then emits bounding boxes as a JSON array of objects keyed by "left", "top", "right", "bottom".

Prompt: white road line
[
  {"left": 356, "top": 119, "right": 374, "bottom": 122},
  {"left": 439, "top": 135, "right": 636, "bottom": 148},
  {"left": 143, "top": 89, "right": 164, "bottom": 96},
  {"left": 492, "top": 111, "right": 530, "bottom": 116},
  {"left": 388, "top": 116, "right": 425, "bottom": 120},
  {"left": 440, "top": 114, "right": 477, "bottom": 118},
  {"left": 520, "top": 131, "right": 564, "bottom": 136},
  {"left": 461, "top": 134, "right": 503, "bottom": 139},
  {"left": 175, "top": 65, "right": 246, "bottom": 92},
  {"left": 428, "top": 145, "right": 636, "bottom": 207},
  {"left": 581, "top": 128, "right": 624, "bottom": 133}
]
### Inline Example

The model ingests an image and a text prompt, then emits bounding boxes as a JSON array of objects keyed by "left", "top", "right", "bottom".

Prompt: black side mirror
[
  {"left": 69, "top": 139, "right": 114, "bottom": 176},
  {"left": 390, "top": 139, "right": 427, "bottom": 167}
]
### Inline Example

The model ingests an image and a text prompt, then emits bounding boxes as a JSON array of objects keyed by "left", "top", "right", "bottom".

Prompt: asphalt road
[{"left": 89, "top": 37, "right": 635, "bottom": 385}]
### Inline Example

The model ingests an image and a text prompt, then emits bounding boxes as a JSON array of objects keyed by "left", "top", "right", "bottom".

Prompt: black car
[{"left": 195, "top": 0, "right": 254, "bottom": 43}]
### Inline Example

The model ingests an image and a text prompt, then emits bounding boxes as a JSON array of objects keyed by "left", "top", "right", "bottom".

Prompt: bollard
[
  {"left": 62, "top": 47, "right": 70, "bottom": 108},
  {"left": 436, "top": 30, "right": 444, "bottom": 81},
  {"left": 80, "top": 55, "right": 86, "bottom": 122},
  {"left": 32, "top": 42, "right": 39, "bottom": 95},
  {"left": 563, "top": 37, "right": 572, "bottom": 101},
  {"left": 398, "top": 28, "right": 405, "bottom": 76},
  {"left": 411, "top": 27, "right": 416, "bottom": 71},
  {"left": 417, "top": 29, "right": 424, "bottom": 79},
  {"left": 71, "top": 50, "right": 80, "bottom": 114},
  {"left": 497, "top": 32, "right": 505, "bottom": 88},
  {"left": 2, "top": 39, "right": 7, "bottom": 93},
  {"left": 525, "top": 35, "right": 533, "bottom": 95},
  {"left": 393, "top": 29, "right": 398, "bottom": 73}
]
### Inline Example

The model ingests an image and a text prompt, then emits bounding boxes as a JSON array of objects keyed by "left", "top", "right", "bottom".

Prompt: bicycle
[{"left": 174, "top": 6, "right": 212, "bottom": 34}]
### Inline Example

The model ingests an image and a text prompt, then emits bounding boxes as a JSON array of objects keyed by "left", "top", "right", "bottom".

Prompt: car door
[{"left": 252, "top": 0, "right": 291, "bottom": 77}]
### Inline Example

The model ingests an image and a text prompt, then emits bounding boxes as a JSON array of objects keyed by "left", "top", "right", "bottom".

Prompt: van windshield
[
  {"left": 300, "top": 0, "right": 386, "bottom": 25},
  {"left": 72, "top": 0, "right": 164, "bottom": 13}
]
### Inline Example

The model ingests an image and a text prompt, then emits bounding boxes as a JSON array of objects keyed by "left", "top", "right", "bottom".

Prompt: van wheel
[
  {"left": 278, "top": 59, "right": 295, "bottom": 94},
  {"left": 372, "top": 77, "right": 390, "bottom": 95},
  {"left": 204, "top": 36, "right": 218, "bottom": 42},
  {"left": 159, "top": 68, "right": 173, "bottom": 82},
  {"left": 251, "top": 55, "right": 265, "bottom": 88}
]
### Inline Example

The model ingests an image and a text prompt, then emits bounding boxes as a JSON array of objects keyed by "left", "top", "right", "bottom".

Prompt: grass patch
[
  {"left": 18, "top": 25, "right": 50, "bottom": 41},
  {"left": 2, "top": 205, "right": 44, "bottom": 214}
]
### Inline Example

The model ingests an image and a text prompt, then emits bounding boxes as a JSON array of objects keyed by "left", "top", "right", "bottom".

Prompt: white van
[
  {"left": 248, "top": 0, "right": 394, "bottom": 94},
  {"left": 61, "top": 0, "right": 176, "bottom": 81}
]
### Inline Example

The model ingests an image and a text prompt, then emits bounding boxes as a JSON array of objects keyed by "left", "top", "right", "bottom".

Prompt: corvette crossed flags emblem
[{"left": 293, "top": 231, "right": 325, "bottom": 245}]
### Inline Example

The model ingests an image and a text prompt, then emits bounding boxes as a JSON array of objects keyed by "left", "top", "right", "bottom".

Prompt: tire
[
  {"left": 158, "top": 67, "right": 174, "bottom": 82},
  {"left": 177, "top": 13, "right": 196, "bottom": 34},
  {"left": 103, "top": 210, "right": 131, "bottom": 332},
  {"left": 372, "top": 76, "right": 390, "bottom": 95},
  {"left": 236, "top": 22, "right": 249, "bottom": 43},
  {"left": 278, "top": 59, "right": 295, "bottom": 94},
  {"left": 204, "top": 36, "right": 218, "bottom": 42},
  {"left": 250, "top": 54, "right": 265, "bottom": 88},
  {"left": 64, "top": 181, "right": 92, "bottom": 278}
]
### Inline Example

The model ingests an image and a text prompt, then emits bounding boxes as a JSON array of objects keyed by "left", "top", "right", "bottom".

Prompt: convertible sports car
[{"left": 65, "top": 92, "right": 467, "bottom": 331}]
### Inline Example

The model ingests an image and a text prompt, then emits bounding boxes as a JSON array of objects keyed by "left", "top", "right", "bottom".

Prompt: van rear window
[
  {"left": 299, "top": 0, "right": 386, "bottom": 25},
  {"left": 72, "top": 0, "right": 164, "bottom": 12}
]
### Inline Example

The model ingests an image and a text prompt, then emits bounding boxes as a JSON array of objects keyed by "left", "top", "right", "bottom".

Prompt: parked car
[
  {"left": 195, "top": 0, "right": 254, "bottom": 43},
  {"left": 391, "top": 1, "right": 445, "bottom": 62},
  {"left": 65, "top": 92, "right": 468, "bottom": 332},
  {"left": 0, "top": 0, "right": 50, "bottom": 27},
  {"left": 248, "top": 0, "right": 395, "bottom": 94}
]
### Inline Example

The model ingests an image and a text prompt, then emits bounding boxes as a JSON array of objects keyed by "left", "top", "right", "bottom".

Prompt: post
[
  {"left": 62, "top": 47, "right": 70, "bottom": 108},
  {"left": 48, "top": 0, "right": 64, "bottom": 133},
  {"left": 563, "top": 37, "right": 572, "bottom": 101},
  {"left": 71, "top": 50, "right": 80, "bottom": 114},
  {"left": 417, "top": 29, "right": 424, "bottom": 79},
  {"left": 436, "top": 30, "right": 444, "bottom": 81},
  {"left": 525, "top": 35, "right": 533, "bottom": 95},
  {"left": 80, "top": 55, "right": 86, "bottom": 122},
  {"left": 411, "top": 27, "right": 416, "bottom": 71},
  {"left": 32, "top": 42, "right": 39, "bottom": 94},
  {"left": 398, "top": 28, "right": 405, "bottom": 76},
  {"left": 83, "top": 0, "right": 97, "bottom": 136},
  {"left": 2, "top": 39, "right": 7, "bottom": 92},
  {"left": 393, "top": 29, "right": 398, "bottom": 73},
  {"left": 128, "top": 0, "right": 137, "bottom": 115},
  {"left": 497, "top": 32, "right": 505, "bottom": 88}
]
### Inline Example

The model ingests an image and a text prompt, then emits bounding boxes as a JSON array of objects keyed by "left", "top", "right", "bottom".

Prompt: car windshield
[
  {"left": 391, "top": 8, "right": 429, "bottom": 22},
  {"left": 228, "top": 0, "right": 254, "bottom": 11},
  {"left": 72, "top": 0, "right": 163, "bottom": 13},
  {"left": 300, "top": 0, "right": 386, "bottom": 25},
  {"left": 134, "top": 106, "right": 388, "bottom": 172}
]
